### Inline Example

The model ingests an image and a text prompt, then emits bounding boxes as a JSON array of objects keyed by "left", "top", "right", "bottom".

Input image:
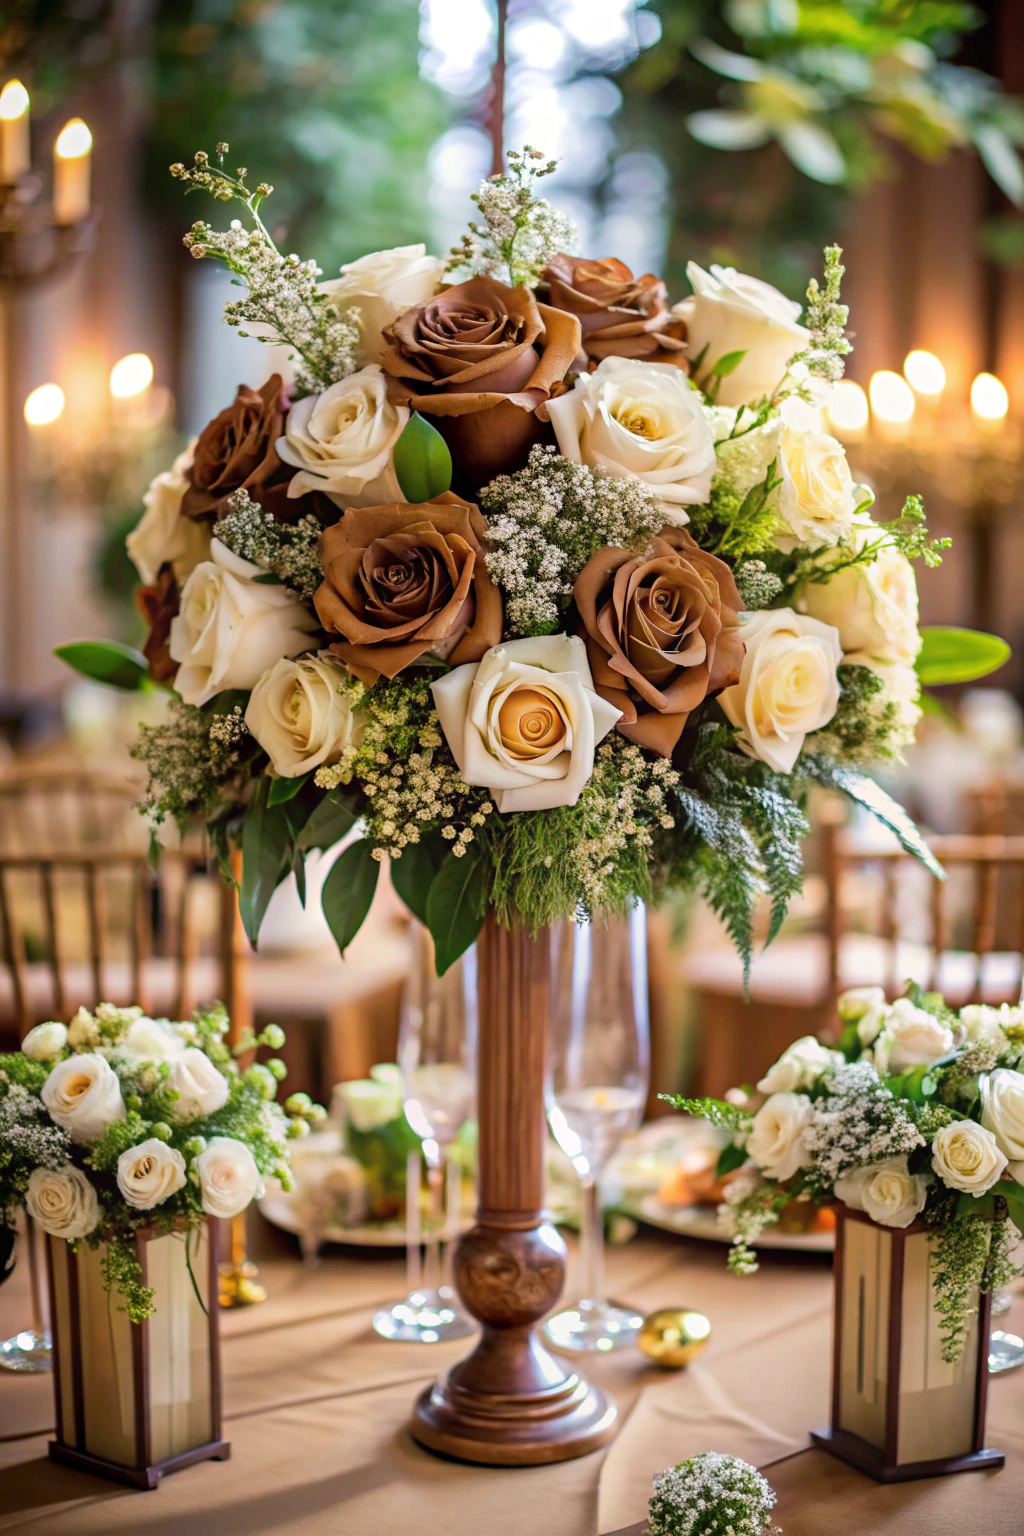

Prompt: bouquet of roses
[
  {"left": 57, "top": 144, "right": 999, "bottom": 974},
  {"left": 0, "top": 1002, "right": 322, "bottom": 1319},
  {"left": 668, "top": 986, "right": 1024, "bottom": 1360}
]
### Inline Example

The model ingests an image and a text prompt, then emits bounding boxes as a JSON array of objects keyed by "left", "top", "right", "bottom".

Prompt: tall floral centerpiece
[{"left": 58, "top": 144, "right": 999, "bottom": 1464}]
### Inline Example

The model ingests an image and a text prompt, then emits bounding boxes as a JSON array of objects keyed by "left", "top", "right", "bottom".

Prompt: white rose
[
  {"left": 431, "top": 634, "right": 621, "bottom": 813},
  {"left": 960, "top": 1005, "right": 1017, "bottom": 1054},
  {"left": 870, "top": 998, "right": 952, "bottom": 1076},
  {"left": 21, "top": 1022, "right": 68, "bottom": 1061},
  {"left": 775, "top": 425, "right": 856, "bottom": 549},
  {"left": 834, "top": 1157, "right": 927, "bottom": 1228},
  {"left": 673, "top": 261, "right": 810, "bottom": 406},
  {"left": 41, "top": 1053, "right": 125, "bottom": 1144},
  {"left": 931, "top": 1121, "right": 1006, "bottom": 1196},
  {"left": 746, "top": 1092, "right": 814, "bottom": 1182},
  {"left": 26, "top": 1165, "right": 100, "bottom": 1240},
  {"left": 799, "top": 527, "right": 920, "bottom": 666},
  {"left": 757, "top": 1035, "right": 842, "bottom": 1094},
  {"left": 857, "top": 1001, "right": 891, "bottom": 1049},
  {"left": 66, "top": 1006, "right": 100, "bottom": 1050},
  {"left": 719, "top": 607, "right": 841, "bottom": 773},
  {"left": 547, "top": 356, "right": 716, "bottom": 519},
  {"left": 194, "top": 1136, "right": 264, "bottom": 1218},
  {"left": 246, "top": 652, "right": 364, "bottom": 778},
  {"left": 126, "top": 445, "right": 210, "bottom": 587},
  {"left": 169, "top": 538, "right": 319, "bottom": 707},
  {"left": 116, "top": 1138, "right": 188, "bottom": 1210},
  {"left": 837, "top": 986, "right": 886, "bottom": 1025},
  {"left": 321, "top": 243, "right": 445, "bottom": 363},
  {"left": 167, "top": 1047, "right": 230, "bottom": 1121},
  {"left": 276, "top": 366, "right": 409, "bottom": 509},
  {"left": 122, "top": 1016, "right": 187, "bottom": 1062},
  {"left": 981, "top": 1069, "right": 1024, "bottom": 1180}
]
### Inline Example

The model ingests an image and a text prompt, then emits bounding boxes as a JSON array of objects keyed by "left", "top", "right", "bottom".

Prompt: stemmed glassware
[
  {"left": 372, "top": 930, "right": 478, "bottom": 1344},
  {"left": 0, "top": 1216, "right": 51, "bottom": 1373},
  {"left": 545, "top": 902, "right": 649, "bottom": 1353}
]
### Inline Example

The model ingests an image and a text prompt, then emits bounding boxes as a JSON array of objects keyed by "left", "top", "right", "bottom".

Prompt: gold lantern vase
[
  {"left": 46, "top": 1219, "right": 229, "bottom": 1489},
  {"left": 812, "top": 1205, "right": 1003, "bottom": 1482}
]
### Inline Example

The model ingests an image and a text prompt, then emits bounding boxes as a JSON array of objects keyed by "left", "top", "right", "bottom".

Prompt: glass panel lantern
[
  {"left": 46, "top": 1220, "right": 230, "bottom": 1488},
  {"left": 812, "top": 1206, "right": 1004, "bottom": 1481}
]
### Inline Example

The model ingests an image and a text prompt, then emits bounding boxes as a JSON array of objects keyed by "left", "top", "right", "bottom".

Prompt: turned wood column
[{"left": 411, "top": 916, "right": 617, "bottom": 1465}]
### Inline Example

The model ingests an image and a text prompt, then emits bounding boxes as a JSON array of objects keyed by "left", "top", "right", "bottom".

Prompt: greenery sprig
[{"left": 445, "top": 146, "right": 577, "bottom": 290}]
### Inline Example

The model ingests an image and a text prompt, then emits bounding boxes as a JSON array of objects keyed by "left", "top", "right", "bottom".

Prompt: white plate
[
  {"left": 258, "top": 1193, "right": 472, "bottom": 1249},
  {"left": 625, "top": 1195, "right": 835, "bottom": 1253}
]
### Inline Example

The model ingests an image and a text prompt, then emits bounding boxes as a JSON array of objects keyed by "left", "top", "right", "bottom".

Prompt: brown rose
[
  {"left": 314, "top": 494, "right": 502, "bottom": 685},
  {"left": 574, "top": 527, "right": 743, "bottom": 756},
  {"left": 136, "top": 566, "right": 180, "bottom": 684},
  {"left": 539, "top": 254, "right": 688, "bottom": 370},
  {"left": 181, "top": 374, "right": 296, "bottom": 523},
  {"left": 380, "top": 276, "right": 580, "bottom": 493}
]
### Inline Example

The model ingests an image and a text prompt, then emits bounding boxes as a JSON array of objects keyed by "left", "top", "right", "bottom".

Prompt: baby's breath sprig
[
  {"left": 649, "top": 1451, "right": 781, "bottom": 1536},
  {"left": 445, "top": 145, "right": 577, "bottom": 289},
  {"left": 793, "top": 243, "right": 852, "bottom": 384},
  {"left": 217, "top": 489, "right": 325, "bottom": 598}
]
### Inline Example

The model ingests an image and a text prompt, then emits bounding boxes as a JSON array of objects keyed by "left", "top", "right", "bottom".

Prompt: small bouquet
[
  {"left": 648, "top": 1451, "right": 780, "bottom": 1536},
  {"left": 0, "top": 1002, "right": 322, "bottom": 1319},
  {"left": 669, "top": 987, "right": 1024, "bottom": 1360}
]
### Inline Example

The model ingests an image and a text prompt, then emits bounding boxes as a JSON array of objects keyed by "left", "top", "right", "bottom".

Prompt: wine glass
[
  {"left": 0, "top": 1215, "right": 51, "bottom": 1373},
  {"left": 372, "top": 929, "right": 477, "bottom": 1344},
  {"left": 545, "top": 902, "right": 649, "bottom": 1353}
]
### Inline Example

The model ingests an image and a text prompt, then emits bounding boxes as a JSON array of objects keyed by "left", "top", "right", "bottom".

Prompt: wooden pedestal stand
[{"left": 411, "top": 917, "right": 617, "bottom": 1465}]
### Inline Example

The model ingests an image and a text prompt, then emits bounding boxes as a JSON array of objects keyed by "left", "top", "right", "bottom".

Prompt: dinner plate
[
  {"left": 258, "top": 1192, "right": 473, "bottom": 1248},
  {"left": 624, "top": 1194, "right": 835, "bottom": 1253}
]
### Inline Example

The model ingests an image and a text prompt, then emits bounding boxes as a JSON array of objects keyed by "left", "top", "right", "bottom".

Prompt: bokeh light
[
  {"left": 54, "top": 118, "right": 92, "bottom": 159},
  {"left": 0, "top": 80, "right": 30, "bottom": 119},
  {"left": 970, "top": 372, "right": 1009, "bottom": 421},
  {"left": 23, "top": 383, "right": 65, "bottom": 426},
  {"left": 827, "top": 379, "right": 869, "bottom": 435},
  {"left": 869, "top": 370, "right": 915, "bottom": 424},
  {"left": 904, "top": 350, "right": 946, "bottom": 395},
  {"left": 109, "top": 352, "right": 154, "bottom": 399}
]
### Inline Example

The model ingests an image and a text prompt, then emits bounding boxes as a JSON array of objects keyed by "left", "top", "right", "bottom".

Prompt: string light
[
  {"left": 827, "top": 379, "right": 869, "bottom": 435},
  {"left": 869, "top": 370, "right": 915, "bottom": 424},
  {"left": 904, "top": 350, "right": 946, "bottom": 396},
  {"left": 110, "top": 353, "right": 154, "bottom": 399},
  {"left": 970, "top": 372, "right": 1009, "bottom": 421},
  {"left": 23, "top": 383, "right": 65, "bottom": 426}
]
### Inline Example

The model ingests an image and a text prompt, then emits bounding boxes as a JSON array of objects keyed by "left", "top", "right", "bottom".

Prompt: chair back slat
[
  {"left": 39, "top": 863, "right": 65, "bottom": 1022},
  {"left": 0, "top": 866, "right": 27, "bottom": 1034},
  {"left": 85, "top": 861, "right": 105, "bottom": 1005}
]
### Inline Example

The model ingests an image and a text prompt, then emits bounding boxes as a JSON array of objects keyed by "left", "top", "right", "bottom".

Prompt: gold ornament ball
[{"left": 638, "top": 1307, "right": 711, "bottom": 1368}]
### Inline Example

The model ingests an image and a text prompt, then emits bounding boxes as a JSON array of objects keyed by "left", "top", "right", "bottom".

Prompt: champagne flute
[{"left": 545, "top": 903, "right": 649, "bottom": 1353}]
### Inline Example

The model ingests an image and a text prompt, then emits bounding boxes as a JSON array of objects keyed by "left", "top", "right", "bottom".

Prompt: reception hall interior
[{"left": 2, "top": 3, "right": 1024, "bottom": 1533}]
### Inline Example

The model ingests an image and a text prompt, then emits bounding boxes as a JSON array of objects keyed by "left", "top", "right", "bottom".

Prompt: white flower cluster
[
  {"left": 445, "top": 146, "right": 577, "bottom": 289},
  {"left": 649, "top": 1451, "right": 780, "bottom": 1536},
  {"left": 561, "top": 739, "right": 679, "bottom": 913},
  {"left": 216, "top": 490, "right": 324, "bottom": 599},
  {"left": 802, "top": 1061, "right": 924, "bottom": 1190}
]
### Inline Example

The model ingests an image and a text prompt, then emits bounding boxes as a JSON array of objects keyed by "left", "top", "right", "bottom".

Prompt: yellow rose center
[
  {"left": 496, "top": 686, "right": 567, "bottom": 760},
  {"left": 616, "top": 405, "right": 661, "bottom": 440},
  {"left": 66, "top": 1073, "right": 92, "bottom": 1102}
]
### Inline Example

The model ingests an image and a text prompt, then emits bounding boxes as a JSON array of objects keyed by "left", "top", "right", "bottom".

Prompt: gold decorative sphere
[{"left": 638, "top": 1307, "right": 711, "bottom": 1368}]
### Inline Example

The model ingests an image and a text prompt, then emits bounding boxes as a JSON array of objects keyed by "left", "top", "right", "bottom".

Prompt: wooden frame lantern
[
  {"left": 46, "top": 1219, "right": 229, "bottom": 1488},
  {"left": 812, "top": 1205, "right": 1004, "bottom": 1482}
]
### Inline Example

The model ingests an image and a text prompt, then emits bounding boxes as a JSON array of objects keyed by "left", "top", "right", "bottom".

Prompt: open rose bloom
[{"left": 99, "top": 144, "right": 977, "bottom": 985}]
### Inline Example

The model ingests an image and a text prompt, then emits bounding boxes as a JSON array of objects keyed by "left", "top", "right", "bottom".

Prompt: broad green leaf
[
  {"left": 321, "top": 839, "right": 379, "bottom": 957},
  {"left": 1001, "top": 1180, "right": 1024, "bottom": 1232},
  {"left": 778, "top": 121, "right": 846, "bottom": 185},
  {"left": 268, "top": 772, "right": 313, "bottom": 806},
  {"left": 251, "top": 572, "right": 285, "bottom": 585},
  {"left": 393, "top": 411, "right": 453, "bottom": 504},
  {"left": 716, "top": 1141, "right": 748, "bottom": 1178},
  {"left": 916, "top": 626, "right": 1011, "bottom": 686},
  {"left": 390, "top": 833, "right": 448, "bottom": 925},
  {"left": 690, "top": 37, "right": 765, "bottom": 83},
  {"left": 425, "top": 846, "right": 489, "bottom": 975},
  {"left": 974, "top": 126, "right": 1024, "bottom": 209},
  {"left": 293, "top": 848, "right": 307, "bottom": 909},
  {"left": 54, "top": 639, "right": 148, "bottom": 691},
  {"left": 296, "top": 792, "right": 358, "bottom": 853},
  {"left": 711, "top": 348, "right": 748, "bottom": 378},
  {"left": 956, "top": 1191, "right": 998, "bottom": 1220},
  {"left": 826, "top": 765, "right": 945, "bottom": 881},
  {"left": 239, "top": 779, "right": 294, "bottom": 947},
  {"left": 686, "top": 110, "right": 771, "bottom": 151},
  {"left": 201, "top": 689, "right": 251, "bottom": 717}
]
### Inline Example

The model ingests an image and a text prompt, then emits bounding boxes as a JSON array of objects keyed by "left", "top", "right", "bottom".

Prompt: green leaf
[
  {"left": 916, "top": 627, "right": 1011, "bottom": 686},
  {"left": 239, "top": 779, "right": 294, "bottom": 948},
  {"left": 321, "top": 839, "right": 379, "bottom": 957},
  {"left": 956, "top": 1191, "right": 998, "bottom": 1220},
  {"left": 251, "top": 571, "right": 285, "bottom": 585},
  {"left": 711, "top": 348, "right": 747, "bottom": 378},
  {"left": 296, "top": 792, "right": 359, "bottom": 853},
  {"left": 716, "top": 1141, "right": 749, "bottom": 1178},
  {"left": 974, "top": 126, "right": 1024, "bottom": 209},
  {"left": 293, "top": 848, "right": 306, "bottom": 909},
  {"left": 815, "top": 764, "right": 945, "bottom": 882},
  {"left": 54, "top": 639, "right": 148, "bottom": 691},
  {"left": 425, "top": 846, "right": 489, "bottom": 975},
  {"left": 393, "top": 411, "right": 453, "bottom": 503},
  {"left": 1001, "top": 1180, "right": 1024, "bottom": 1232},
  {"left": 200, "top": 689, "right": 251, "bottom": 716},
  {"left": 268, "top": 772, "right": 313, "bottom": 806},
  {"left": 390, "top": 833, "right": 448, "bottom": 925}
]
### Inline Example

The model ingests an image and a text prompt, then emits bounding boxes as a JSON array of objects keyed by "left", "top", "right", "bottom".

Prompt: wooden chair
[{"left": 0, "top": 770, "right": 150, "bottom": 857}]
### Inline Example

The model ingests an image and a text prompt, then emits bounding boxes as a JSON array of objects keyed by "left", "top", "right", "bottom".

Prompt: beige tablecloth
[{"left": 0, "top": 1218, "right": 1022, "bottom": 1535}]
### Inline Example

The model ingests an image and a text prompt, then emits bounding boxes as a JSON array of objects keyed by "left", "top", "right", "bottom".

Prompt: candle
[
  {"left": 970, "top": 372, "right": 1009, "bottom": 430},
  {"left": 53, "top": 118, "right": 92, "bottom": 225},
  {"left": 0, "top": 79, "right": 30, "bottom": 184}
]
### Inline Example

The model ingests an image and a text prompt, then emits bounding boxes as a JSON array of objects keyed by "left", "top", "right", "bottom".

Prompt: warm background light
[
  {"left": 53, "top": 117, "right": 91, "bottom": 225},
  {"left": 0, "top": 79, "right": 30, "bottom": 183},
  {"left": 54, "top": 118, "right": 91, "bottom": 160},
  {"left": 0, "top": 80, "right": 29, "bottom": 120},
  {"left": 827, "top": 379, "right": 869, "bottom": 435},
  {"left": 110, "top": 352, "right": 154, "bottom": 399},
  {"left": 869, "top": 369, "right": 915, "bottom": 424},
  {"left": 904, "top": 349, "right": 946, "bottom": 395},
  {"left": 970, "top": 372, "right": 1009, "bottom": 421},
  {"left": 23, "top": 383, "right": 65, "bottom": 426}
]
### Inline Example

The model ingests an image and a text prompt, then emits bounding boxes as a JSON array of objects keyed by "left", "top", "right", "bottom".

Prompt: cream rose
[
  {"left": 276, "top": 366, "right": 409, "bottom": 508},
  {"left": 746, "top": 1092, "right": 814, "bottom": 1182},
  {"left": 673, "top": 262, "right": 810, "bottom": 407},
  {"left": 834, "top": 1157, "right": 927, "bottom": 1228},
  {"left": 116, "top": 1138, "right": 188, "bottom": 1211},
  {"left": 167, "top": 1047, "right": 230, "bottom": 1121},
  {"left": 122, "top": 1016, "right": 187, "bottom": 1062},
  {"left": 547, "top": 356, "right": 716, "bottom": 518},
  {"left": 961, "top": 1004, "right": 1019, "bottom": 1054},
  {"left": 194, "top": 1136, "right": 264, "bottom": 1218},
  {"left": 980, "top": 1069, "right": 1024, "bottom": 1180},
  {"left": 799, "top": 527, "right": 920, "bottom": 666},
  {"left": 430, "top": 634, "right": 621, "bottom": 813},
  {"left": 246, "top": 653, "right": 364, "bottom": 778},
  {"left": 126, "top": 445, "right": 211, "bottom": 588},
  {"left": 757, "top": 1035, "right": 842, "bottom": 1094},
  {"left": 870, "top": 998, "right": 952, "bottom": 1077},
  {"left": 26, "top": 1165, "right": 100, "bottom": 1240},
  {"left": 66, "top": 1006, "right": 100, "bottom": 1050},
  {"left": 41, "top": 1053, "right": 125, "bottom": 1144},
  {"left": 169, "top": 538, "right": 319, "bottom": 707},
  {"left": 719, "top": 607, "right": 841, "bottom": 773},
  {"left": 931, "top": 1120, "right": 1006, "bottom": 1196},
  {"left": 321, "top": 243, "right": 445, "bottom": 363},
  {"left": 775, "top": 425, "right": 856, "bottom": 549},
  {"left": 836, "top": 986, "right": 886, "bottom": 1026},
  {"left": 21, "top": 1022, "right": 68, "bottom": 1061}
]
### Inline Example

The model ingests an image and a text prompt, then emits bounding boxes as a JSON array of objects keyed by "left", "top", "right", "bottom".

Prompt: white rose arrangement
[
  {"left": 246, "top": 653, "right": 365, "bottom": 778},
  {"left": 320, "top": 243, "right": 446, "bottom": 363},
  {"left": 1, "top": 1001, "right": 323, "bottom": 1322},
  {"left": 673, "top": 261, "right": 810, "bottom": 406},
  {"left": 672, "top": 984, "right": 1024, "bottom": 1359}
]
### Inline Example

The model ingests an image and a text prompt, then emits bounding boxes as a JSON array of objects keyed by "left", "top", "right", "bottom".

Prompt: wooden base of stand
[
  {"left": 49, "top": 1438, "right": 231, "bottom": 1490},
  {"left": 811, "top": 1427, "right": 1005, "bottom": 1483}
]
